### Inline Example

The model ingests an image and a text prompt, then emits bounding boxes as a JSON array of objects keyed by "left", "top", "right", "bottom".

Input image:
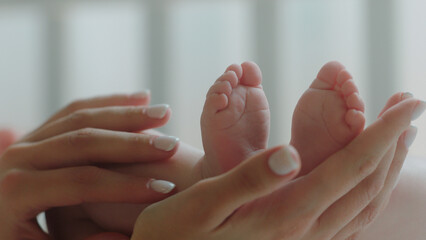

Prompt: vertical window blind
[{"left": 0, "top": 0, "right": 425, "bottom": 158}]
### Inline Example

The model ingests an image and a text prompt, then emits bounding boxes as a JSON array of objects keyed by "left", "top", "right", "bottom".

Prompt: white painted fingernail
[
  {"left": 146, "top": 104, "right": 170, "bottom": 119},
  {"left": 153, "top": 136, "right": 179, "bottom": 151},
  {"left": 404, "top": 126, "right": 418, "bottom": 149},
  {"left": 131, "top": 90, "right": 151, "bottom": 99},
  {"left": 402, "top": 92, "right": 413, "bottom": 100},
  {"left": 411, "top": 101, "right": 426, "bottom": 121},
  {"left": 149, "top": 179, "right": 175, "bottom": 194},
  {"left": 268, "top": 146, "right": 299, "bottom": 176}
]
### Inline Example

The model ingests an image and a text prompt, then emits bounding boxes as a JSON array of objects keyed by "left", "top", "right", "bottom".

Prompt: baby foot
[
  {"left": 200, "top": 62, "right": 270, "bottom": 178},
  {"left": 291, "top": 61, "right": 366, "bottom": 176}
]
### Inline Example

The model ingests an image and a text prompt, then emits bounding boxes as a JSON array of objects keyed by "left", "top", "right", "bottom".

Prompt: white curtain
[{"left": 0, "top": 0, "right": 425, "bottom": 157}]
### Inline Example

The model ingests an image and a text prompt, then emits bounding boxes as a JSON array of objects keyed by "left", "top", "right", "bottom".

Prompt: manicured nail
[
  {"left": 402, "top": 92, "right": 414, "bottom": 100},
  {"left": 268, "top": 146, "right": 299, "bottom": 176},
  {"left": 146, "top": 104, "right": 170, "bottom": 119},
  {"left": 411, "top": 100, "right": 426, "bottom": 121},
  {"left": 404, "top": 126, "right": 418, "bottom": 149},
  {"left": 153, "top": 136, "right": 179, "bottom": 151},
  {"left": 149, "top": 179, "right": 176, "bottom": 194},
  {"left": 131, "top": 90, "right": 150, "bottom": 99}
]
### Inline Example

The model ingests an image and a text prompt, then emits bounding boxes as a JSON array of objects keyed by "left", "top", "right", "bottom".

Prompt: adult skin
[
  {"left": 0, "top": 93, "right": 183, "bottom": 240},
  {"left": 45, "top": 93, "right": 424, "bottom": 239},
  {"left": 358, "top": 156, "right": 426, "bottom": 240},
  {"left": 2, "top": 94, "right": 424, "bottom": 239},
  {"left": 130, "top": 97, "right": 423, "bottom": 239},
  {"left": 0, "top": 129, "right": 16, "bottom": 153}
]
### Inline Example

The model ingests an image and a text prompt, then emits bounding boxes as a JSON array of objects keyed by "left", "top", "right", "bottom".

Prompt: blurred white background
[{"left": 0, "top": 0, "right": 425, "bottom": 157}]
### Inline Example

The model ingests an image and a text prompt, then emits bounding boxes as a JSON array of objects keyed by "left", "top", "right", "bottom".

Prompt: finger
[
  {"left": 310, "top": 94, "right": 412, "bottom": 238},
  {"left": 299, "top": 98, "right": 424, "bottom": 217},
  {"left": 378, "top": 92, "right": 413, "bottom": 117},
  {"left": 183, "top": 145, "right": 300, "bottom": 228},
  {"left": 26, "top": 105, "right": 171, "bottom": 142},
  {"left": 0, "top": 167, "right": 176, "bottom": 220},
  {"left": 331, "top": 127, "right": 415, "bottom": 240},
  {"left": 0, "top": 129, "right": 17, "bottom": 153},
  {"left": 12, "top": 129, "right": 179, "bottom": 169},
  {"left": 312, "top": 141, "right": 397, "bottom": 239},
  {"left": 34, "top": 92, "right": 151, "bottom": 130}
]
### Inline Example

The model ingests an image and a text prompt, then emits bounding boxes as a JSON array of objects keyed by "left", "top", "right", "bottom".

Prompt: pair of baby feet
[
  {"left": 80, "top": 61, "right": 387, "bottom": 235},
  {"left": 200, "top": 61, "right": 366, "bottom": 178}
]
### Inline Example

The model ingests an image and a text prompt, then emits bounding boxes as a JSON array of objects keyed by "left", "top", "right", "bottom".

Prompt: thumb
[{"left": 200, "top": 145, "right": 301, "bottom": 226}]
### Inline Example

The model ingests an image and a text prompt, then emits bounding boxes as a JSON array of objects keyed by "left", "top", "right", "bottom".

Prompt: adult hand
[
  {"left": 0, "top": 92, "right": 180, "bottom": 240},
  {"left": 0, "top": 129, "right": 17, "bottom": 153},
  {"left": 131, "top": 96, "right": 424, "bottom": 240}
]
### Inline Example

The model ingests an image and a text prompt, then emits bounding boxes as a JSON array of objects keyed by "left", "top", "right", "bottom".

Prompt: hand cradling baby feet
[
  {"left": 82, "top": 61, "right": 369, "bottom": 235},
  {"left": 200, "top": 61, "right": 366, "bottom": 179}
]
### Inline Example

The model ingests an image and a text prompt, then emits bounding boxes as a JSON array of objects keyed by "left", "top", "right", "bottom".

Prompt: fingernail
[
  {"left": 268, "top": 146, "right": 299, "bottom": 176},
  {"left": 402, "top": 92, "right": 414, "bottom": 100},
  {"left": 404, "top": 126, "right": 418, "bottom": 149},
  {"left": 411, "top": 100, "right": 426, "bottom": 121},
  {"left": 131, "top": 90, "right": 150, "bottom": 99},
  {"left": 146, "top": 104, "right": 170, "bottom": 119},
  {"left": 148, "top": 179, "right": 176, "bottom": 194},
  {"left": 153, "top": 136, "right": 179, "bottom": 151}
]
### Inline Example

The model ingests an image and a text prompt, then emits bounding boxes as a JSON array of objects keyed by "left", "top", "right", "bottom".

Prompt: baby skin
[
  {"left": 81, "top": 61, "right": 367, "bottom": 234},
  {"left": 199, "top": 62, "right": 270, "bottom": 178},
  {"left": 291, "top": 61, "right": 366, "bottom": 176},
  {"left": 200, "top": 61, "right": 365, "bottom": 178}
]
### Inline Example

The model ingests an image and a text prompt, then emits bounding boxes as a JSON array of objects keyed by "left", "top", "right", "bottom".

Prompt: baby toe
[
  {"left": 336, "top": 69, "right": 353, "bottom": 86},
  {"left": 215, "top": 71, "right": 239, "bottom": 88},
  {"left": 311, "top": 61, "right": 346, "bottom": 90},
  {"left": 341, "top": 79, "right": 359, "bottom": 97},
  {"left": 346, "top": 92, "right": 365, "bottom": 112},
  {"left": 345, "top": 109, "right": 366, "bottom": 132},
  {"left": 207, "top": 80, "right": 233, "bottom": 98},
  {"left": 240, "top": 61, "right": 262, "bottom": 87},
  {"left": 204, "top": 93, "right": 229, "bottom": 114},
  {"left": 226, "top": 63, "right": 243, "bottom": 80}
]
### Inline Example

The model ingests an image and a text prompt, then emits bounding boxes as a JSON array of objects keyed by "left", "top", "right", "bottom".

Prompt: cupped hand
[
  {"left": 0, "top": 92, "right": 180, "bottom": 240},
  {"left": 131, "top": 97, "right": 424, "bottom": 240}
]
